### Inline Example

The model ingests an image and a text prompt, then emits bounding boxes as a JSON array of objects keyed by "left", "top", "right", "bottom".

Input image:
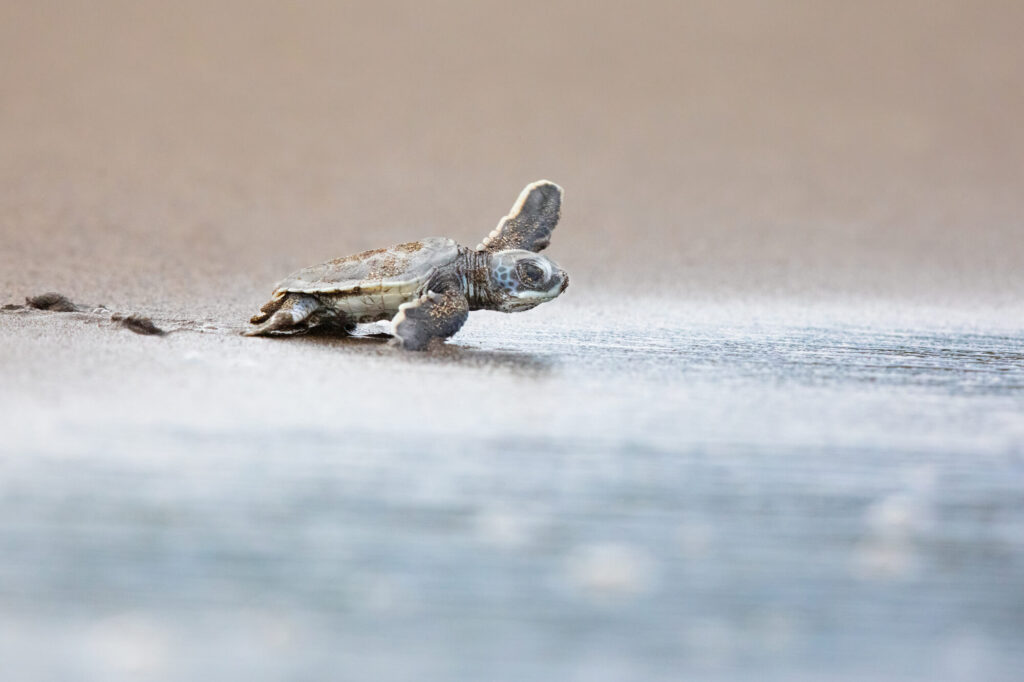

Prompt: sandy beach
[{"left": 2, "top": 1, "right": 1023, "bottom": 680}]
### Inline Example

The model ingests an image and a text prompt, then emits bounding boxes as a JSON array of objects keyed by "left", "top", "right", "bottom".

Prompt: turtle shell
[{"left": 273, "top": 237, "right": 459, "bottom": 297}]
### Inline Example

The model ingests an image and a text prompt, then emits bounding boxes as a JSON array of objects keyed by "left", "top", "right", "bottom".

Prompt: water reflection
[{"left": 290, "top": 331, "right": 556, "bottom": 374}]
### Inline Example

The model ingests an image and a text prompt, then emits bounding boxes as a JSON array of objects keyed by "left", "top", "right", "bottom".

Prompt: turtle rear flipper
[
  {"left": 391, "top": 288, "right": 468, "bottom": 350},
  {"left": 243, "top": 294, "right": 319, "bottom": 336},
  {"left": 250, "top": 295, "right": 286, "bottom": 324}
]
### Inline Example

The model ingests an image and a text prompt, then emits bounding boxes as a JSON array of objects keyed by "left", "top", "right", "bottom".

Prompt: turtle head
[{"left": 487, "top": 250, "right": 569, "bottom": 312}]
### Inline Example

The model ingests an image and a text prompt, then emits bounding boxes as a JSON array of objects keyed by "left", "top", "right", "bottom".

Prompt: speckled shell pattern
[{"left": 272, "top": 237, "right": 460, "bottom": 323}]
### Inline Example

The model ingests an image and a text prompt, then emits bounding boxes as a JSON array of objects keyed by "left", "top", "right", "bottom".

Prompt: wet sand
[
  {"left": 3, "top": 300, "right": 1024, "bottom": 681},
  {"left": 2, "top": 1, "right": 1024, "bottom": 680}
]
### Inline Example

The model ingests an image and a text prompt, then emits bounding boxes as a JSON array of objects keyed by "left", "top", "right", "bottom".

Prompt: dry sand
[{"left": 1, "top": 0, "right": 1022, "bottom": 313}]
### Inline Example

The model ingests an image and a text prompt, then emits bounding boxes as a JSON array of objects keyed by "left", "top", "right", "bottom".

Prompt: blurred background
[
  {"left": 2, "top": 0, "right": 1022, "bottom": 309},
  {"left": 1, "top": 1, "right": 1023, "bottom": 681}
]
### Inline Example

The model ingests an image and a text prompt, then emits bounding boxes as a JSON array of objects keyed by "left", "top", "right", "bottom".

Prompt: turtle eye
[{"left": 517, "top": 261, "right": 545, "bottom": 286}]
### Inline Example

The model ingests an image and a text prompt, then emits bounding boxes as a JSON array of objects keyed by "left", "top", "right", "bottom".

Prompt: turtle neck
[{"left": 460, "top": 247, "right": 493, "bottom": 310}]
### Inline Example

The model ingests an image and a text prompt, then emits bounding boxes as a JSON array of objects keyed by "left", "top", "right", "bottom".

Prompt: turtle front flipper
[
  {"left": 390, "top": 288, "right": 469, "bottom": 350},
  {"left": 477, "top": 180, "right": 563, "bottom": 253}
]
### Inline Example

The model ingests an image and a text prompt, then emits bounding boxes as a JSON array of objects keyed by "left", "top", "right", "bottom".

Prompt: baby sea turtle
[{"left": 244, "top": 180, "right": 569, "bottom": 349}]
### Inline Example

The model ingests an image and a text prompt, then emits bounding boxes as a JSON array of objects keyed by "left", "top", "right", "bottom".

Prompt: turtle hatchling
[{"left": 244, "top": 180, "right": 569, "bottom": 349}]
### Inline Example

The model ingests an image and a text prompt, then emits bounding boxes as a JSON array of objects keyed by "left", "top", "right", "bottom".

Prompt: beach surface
[{"left": 2, "top": 1, "right": 1023, "bottom": 680}]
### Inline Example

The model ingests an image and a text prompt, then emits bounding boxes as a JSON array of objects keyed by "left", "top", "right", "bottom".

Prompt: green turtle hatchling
[{"left": 244, "top": 180, "right": 569, "bottom": 349}]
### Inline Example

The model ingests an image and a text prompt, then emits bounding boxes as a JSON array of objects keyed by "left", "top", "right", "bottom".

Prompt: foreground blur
[{"left": 2, "top": 300, "right": 1023, "bottom": 681}]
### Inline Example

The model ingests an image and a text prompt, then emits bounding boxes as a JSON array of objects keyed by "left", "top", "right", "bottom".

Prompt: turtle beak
[{"left": 559, "top": 272, "right": 569, "bottom": 294}]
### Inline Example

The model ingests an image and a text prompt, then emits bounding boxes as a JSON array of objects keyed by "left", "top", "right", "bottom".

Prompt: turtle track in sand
[
  {"left": 4, "top": 291, "right": 383, "bottom": 339},
  {"left": 4, "top": 291, "right": 171, "bottom": 336}
]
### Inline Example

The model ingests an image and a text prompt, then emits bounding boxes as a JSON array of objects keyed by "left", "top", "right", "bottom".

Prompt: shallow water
[{"left": 1, "top": 300, "right": 1023, "bottom": 681}]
